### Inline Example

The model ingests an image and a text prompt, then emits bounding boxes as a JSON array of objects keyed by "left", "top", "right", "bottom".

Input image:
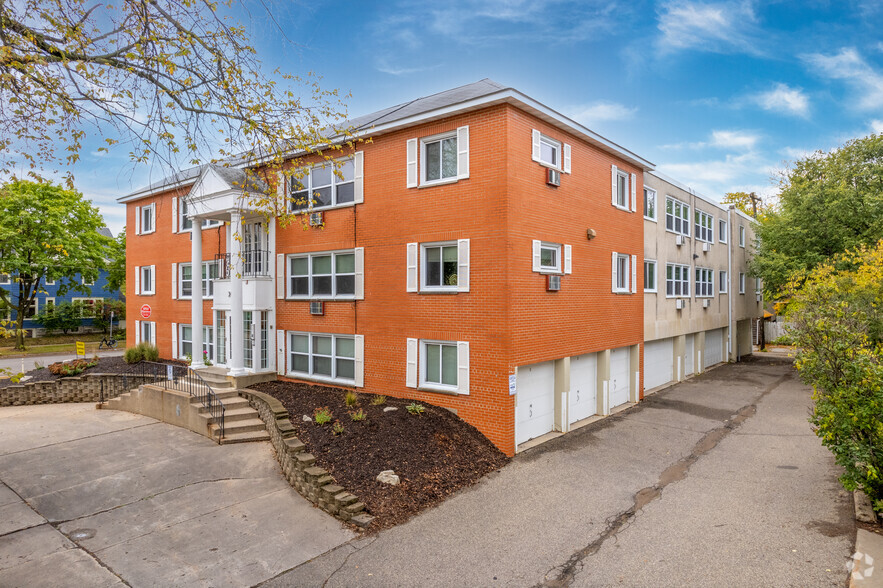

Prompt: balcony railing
[{"left": 215, "top": 250, "right": 271, "bottom": 279}]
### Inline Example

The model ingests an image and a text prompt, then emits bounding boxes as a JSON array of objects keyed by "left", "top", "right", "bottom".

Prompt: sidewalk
[
  {"left": 266, "top": 357, "right": 853, "bottom": 587},
  {"left": 0, "top": 350, "right": 124, "bottom": 375}
]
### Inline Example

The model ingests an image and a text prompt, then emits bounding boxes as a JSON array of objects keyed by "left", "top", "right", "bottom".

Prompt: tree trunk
[{"left": 14, "top": 313, "right": 25, "bottom": 350}]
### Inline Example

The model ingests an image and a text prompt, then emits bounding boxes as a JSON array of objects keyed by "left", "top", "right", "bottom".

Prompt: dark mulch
[
  {"left": 0, "top": 356, "right": 187, "bottom": 389},
  {"left": 250, "top": 381, "right": 510, "bottom": 530}
]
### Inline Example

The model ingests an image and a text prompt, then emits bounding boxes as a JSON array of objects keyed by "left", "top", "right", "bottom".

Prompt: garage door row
[
  {"left": 515, "top": 345, "right": 637, "bottom": 446},
  {"left": 515, "top": 329, "right": 728, "bottom": 448}
]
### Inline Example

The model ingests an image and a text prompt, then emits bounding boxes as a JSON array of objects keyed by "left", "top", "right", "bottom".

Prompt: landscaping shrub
[
  {"left": 344, "top": 390, "right": 359, "bottom": 407},
  {"left": 137, "top": 342, "right": 159, "bottom": 361},
  {"left": 314, "top": 406, "right": 333, "bottom": 425},
  {"left": 124, "top": 346, "right": 143, "bottom": 364},
  {"left": 48, "top": 358, "right": 98, "bottom": 377}
]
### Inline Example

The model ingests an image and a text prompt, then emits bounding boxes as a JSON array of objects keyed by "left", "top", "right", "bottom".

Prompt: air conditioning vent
[
  {"left": 310, "top": 301, "right": 324, "bottom": 316},
  {"left": 702, "top": 242, "right": 710, "bottom": 252},
  {"left": 702, "top": 299, "right": 710, "bottom": 308},
  {"left": 675, "top": 299, "right": 685, "bottom": 310},
  {"left": 309, "top": 211, "right": 324, "bottom": 227},
  {"left": 547, "top": 274, "right": 561, "bottom": 291},
  {"left": 675, "top": 235, "right": 684, "bottom": 247},
  {"left": 547, "top": 168, "right": 560, "bottom": 187}
]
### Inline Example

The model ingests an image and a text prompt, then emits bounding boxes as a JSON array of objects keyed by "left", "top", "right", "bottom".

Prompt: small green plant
[
  {"left": 331, "top": 420, "right": 344, "bottom": 435},
  {"left": 184, "top": 352, "right": 192, "bottom": 365},
  {"left": 370, "top": 395, "right": 386, "bottom": 406},
  {"left": 9, "top": 372, "right": 25, "bottom": 383},
  {"left": 138, "top": 342, "right": 159, "bottom": 362},
  {"left": 344, "top": 390, "right": 359, "bottom": 407},
  {"left": 314, "top": 406, "right": 333, "bottom": 425},
  {"left": 33, "top": 361, "right": 44, "bottom": 371},
  {"left": 770, "top": 335, "right": 794, "bottom": 346},
  {"left": 124, "top": 346, "right": 142, "bottom": 364},
  {"left": 203, "top": 350, "right": 212, "bottom": 366},
  {"left": 349, "top": 408, "right": 367, "bottom": 422},
  {"left": 406, "top": 402, "right": 425, "bottom": 415}
]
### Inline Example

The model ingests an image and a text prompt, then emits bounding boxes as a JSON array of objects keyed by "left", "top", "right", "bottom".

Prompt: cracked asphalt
[
  {"left": 265, "top": 357, "right": 855, "bottom": 588},
  {"left": 0, "top": 404, "right": 354, "bottom": 587}
]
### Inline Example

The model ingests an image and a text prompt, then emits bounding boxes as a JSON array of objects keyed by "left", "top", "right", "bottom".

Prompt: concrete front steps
[{"left": 204, "top": 388, "right": 270, "bottom": 444}]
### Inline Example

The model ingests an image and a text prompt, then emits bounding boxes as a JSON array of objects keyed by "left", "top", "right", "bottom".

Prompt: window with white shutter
[{"left": 533, "top": 241, "right": 563, "bottom": 274}]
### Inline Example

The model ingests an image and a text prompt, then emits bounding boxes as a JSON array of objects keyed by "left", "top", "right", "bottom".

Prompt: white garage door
[
  {"left": 516, "top": 361, "right": 555, "bottom": 446},
  {"left": 569, "top": 353, "right": 597, "bottom": 424},
  {"left": 685, "top": 335, "right": 695, "bottom": 376},
  {"left": 704, "top": 328, "right": 723, "bottom": 368},
  {"left": 610, "top": 347, "right": 630, "bottom": 408},
  {"left": 644, "top": 339, "right": 673, "bottom": 391}
]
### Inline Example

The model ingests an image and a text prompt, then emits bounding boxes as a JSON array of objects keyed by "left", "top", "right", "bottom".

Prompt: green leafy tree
[
  {"left": 722, "top": 191, "right": 772, "bottom": 220},
  {"left": 752, "top": 134, "right": 883, "bottom": 297},
  {"left": 33, "top": 301, "right": 86, "bottom": 335},
  {"left": 786, "top": 242, "right": 883, "bottom": 513},
  {"left": 0, "top": 179, "right": 110, "bottom": 349},
  {"left": 91, "top": 300, "right": 126, "bottom": 334},
  {"left": 105, "top": 231, "right": 126, "bottom": 296},
  {"left": 0, "top": 0, "right": 350, "bottom": 227}
]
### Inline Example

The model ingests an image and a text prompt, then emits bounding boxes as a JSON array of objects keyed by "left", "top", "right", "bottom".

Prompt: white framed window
[
  {"left": 137, "top": 203, "right": 155, "bottom": 235},
  {"left": 739, "top": 272, "right": 746, "bottom": 294},
  {"left": 140, "top": 265, "right": 155, "bottom": 295},
  {"left": 289, "top": 332, "right": 356, "bottom": 383},
  {"left": 755, "top": 277, "right": 762, "bottom": 294},
  {"left": 739, "top": 225, "right": 746, "bottom": 247},
  {"left": 530, "top": 240, "right": 571, "bottom": 275},
  {"left": 180, "top": 324, "right": 193, "bottom": 359},
  {"left": 719, "top": 219, "right": 728, "bottom": 243},
  {"left": 644, "top": 188, "right": 657, "bottom": 221},
  {"left": 138, "top": 320, "right": 155, "bottom": 345},
  {"left": 44, "top": 277, "right": 55, "bottom": 286},
  {"left": 81, "top": 275, "right": 95, "bottom": 286},
  {"left": 665, "top": 197, "right": 690, "bottom": 237},
  {"left": 179, "top": 261, "right": 219, "bottom": 299},
  {"left": 44, "top": 297, "right": 55, "bottom": 309},
  {"left": 0, "top": 301, "right": 11, "bottom": 321},
  {"left": 666, "top": 263, "right": 691, "bottom": 298},
  {"left": 695, "top": 267, "right": 714, "bottom": 298},
  {"left": 407, "top": 338, "right": 469, "bottom": 394},
  {"left": 290, "top": 156, "right": 356, "bottom": 211},
  {"left": 613, "top": 253, "right": 630, "bottom": 293},
  {"left": 644, "top": 260, "right": 657, "bottom": 292},
  {"left": 72, "top": 297, "right": 102, "bottom": 317},
  {"left": 613, "top": 168, "right": 629, "bottom": 210},
  {"left": 422, "top": 242, "right": 459, "bottom": 291},
  {"left": 180, "top": 264, "right": 193, "bottom": 298},
  {"left": 24, "top": 297, "right": 38, "bottom": 318},
  {"left": 695, "top": 210, "right": 713, "bottom": 243},
  {"left": 0, "top": 274, "right": 9, "bottom": 285},
  {"left": 288, "top": 249, "right": 362, "bottom": 299},
  {"left": 531, "top": 129, "right": 570, "bottom": 173},
  {"left": 408, "top": 128, "right": 469, "bottom": 188},
  {"left": 719, "top": 270, "right": 728, "bottom": 294},
  {"left": 180, "top": 198, "right": 221, "bottom": 231}
]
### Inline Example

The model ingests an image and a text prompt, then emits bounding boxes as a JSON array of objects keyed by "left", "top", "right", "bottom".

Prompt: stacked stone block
[{"left": 0, "top": 374, "right": 156, "bottom": 407}]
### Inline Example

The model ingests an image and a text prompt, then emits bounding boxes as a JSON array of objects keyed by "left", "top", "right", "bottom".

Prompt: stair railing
[{"left": 138, "top": 361, "right": 226, "bottom": 442}]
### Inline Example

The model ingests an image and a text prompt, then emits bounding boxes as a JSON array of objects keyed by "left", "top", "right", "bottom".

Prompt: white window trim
[
  {"left": 665, "top": 196, "right": 691, "bottom": 237},
  {"left": 45, "top": 278, "right": 55, "bottom": 286},
  {"left": 532, "top": 240, "right": 569, "bottom": 275},
  {"left": 0, "top": 274, "right": 10, "bottom": 285},
  {"left": 719, "top": 270, "right": 728, "bottom": 294},
  {"left": 611, "top": 166, "right": 631, "bottom": 212},
  {"left": 178, "top": 198, "right": 222, "bottom": 233},
  {"left": 695, "top": 267, "right": 714, "bottom": 298},
  {"left": 665, "top": 263, "right": 692, "bottom": 299},
  {"left": 44, "top": 297, "right": 55, "bottom": 308},
  {"left": 140, "top": 265, "right": 156, "bottom": 296},
  {"left": 81, "top": 276, "right": 95, "bottom": 286},
  {"left": 739, "top": 273, "right": 746, "bottom": 294},
  {"left": 719, "top": 220, "right": 728, "bottom": 243},
  {"left": 644, "top": 259, "right": 657, "bottom": 293},
  {"left": 739, "top": 225, "right": 746, "bottom": 248},
  {"left": 531, "top": 130, "right": 562, "bottom": 170},
  {"left": 287, "top": 249, "right": 363, "bottom": 300},
  {"left": 287, "top": 331, "right": 359, "bottom": 385},
  {"left": 612, "top": 252, "right": 631, "bottom": 293},
  {"left": 420, "top": 242, "right": 457, "bottom": 293},
  {"left": 420, "top": 130, "right": 459, "bottom": 187},
  {"left": 178, "top": 261, "right": 218, "bottom": 299},
  {"left": 409, "top": 127, "right": 469, "bottom": 189},
  {"left": 139, "top": 203, "right": 156, "bottom": 235},
  {"left": 643, "top": 187, "right": 657, "bottom": 221},
  {"left": 408, "top": 338, "right": 469, "bottom": 395},
  {"left": 288, "top": 154, "right": 361, "bottom": 213},
  {"left": 695, "top": 210, "right": 714, "bottom": 244}
]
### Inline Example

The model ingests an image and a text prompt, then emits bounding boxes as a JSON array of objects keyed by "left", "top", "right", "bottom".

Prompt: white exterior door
[
  {"left": 516, "top": 361, "right": 556, "bottom": 446},
  {"left": 569, "top": 353, "right": 597, "bottom": 424},
  {"left": 644, "top": 339, "right": 673, "bottom": 391},
  {"left": 685, "top": 335, "right": 695, "bottom": 376},
  {"left": 610, "top": 347, "right": 630, "bottom": 408},
  {"left": 704, "top": 328, "right": 723, "bottom": 368}
]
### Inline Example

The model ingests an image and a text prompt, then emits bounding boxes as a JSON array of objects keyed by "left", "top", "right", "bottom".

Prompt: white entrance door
[
  {"left": 569, "top": 353, "right": 597, "bottom": 424},
  {"left": 704, "top": 328, "right": 723, "bottom": 368},
  {"left": 685, "top": 335, "right": 695, "bottom": 376},
  {"left": 610, "top": 347, "right": 630, "bottom": 408},
  {"left": 644, "top": 339, "right": 673, "bottom": 391},
  {"left": 516, "top": 361, "right": 555, "bottom": 446}
]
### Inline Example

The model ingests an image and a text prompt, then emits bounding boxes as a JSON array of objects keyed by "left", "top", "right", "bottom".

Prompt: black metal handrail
[
  {"left": 215, "top": 250, "right": 271, "bottom": 279},
  {"left": 135, "top": 361, "right": 226, "bottom": 441}
]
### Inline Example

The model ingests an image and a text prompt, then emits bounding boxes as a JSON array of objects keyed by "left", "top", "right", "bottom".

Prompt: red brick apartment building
[{"left": 120, "top": 79, "right": 653, "bottom": 456}]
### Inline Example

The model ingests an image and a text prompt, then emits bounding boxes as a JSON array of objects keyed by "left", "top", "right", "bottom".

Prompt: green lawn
[{"left": 0, "top": 331, "right": 125, "bottom": 356}]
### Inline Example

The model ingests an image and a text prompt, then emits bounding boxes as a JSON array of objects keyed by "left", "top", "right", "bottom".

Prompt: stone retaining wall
[
  {"left": 0, "top": 373, "right": 155, "bottom": 407},
  {"left": 239, "top": 389, "right": 374, "bottom": 528}
]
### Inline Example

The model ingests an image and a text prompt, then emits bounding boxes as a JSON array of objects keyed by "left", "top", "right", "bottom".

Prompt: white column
[
  {"left": 190, "top": 220, "right": 205, "bottom": 368},
  {"left": 229, "top": 211, "right": 246, "bottom": 375}
]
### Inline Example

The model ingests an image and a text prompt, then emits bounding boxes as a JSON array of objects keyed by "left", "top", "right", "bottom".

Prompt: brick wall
[{"left": 0, "top": 373, "right": 156, "bottom": 406}]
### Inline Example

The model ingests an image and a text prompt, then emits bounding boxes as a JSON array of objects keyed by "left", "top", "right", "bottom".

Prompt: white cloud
[
  {"left": 657, "top": 1, "right": 761, "bottom": 55},
  {"left": 710, "top": 130, "right": 759, "bottom": 150},
  {"left": 779, "top": 146, "right": 814, "bottom": 160},
  {"left": 655, "top": 152, "right": 778, "bottom": 201},
  {"left": 871, "top": 119, "right": 883, "bottom": 134},
  {"left": 752, "top": 83, "right": 809, "bottom": 117},
  {"left": 802, "top": 47, "right": 883, "bottom": 110},
  {"left": 566, "top": 101, "right": 637, "bottom": 125}
]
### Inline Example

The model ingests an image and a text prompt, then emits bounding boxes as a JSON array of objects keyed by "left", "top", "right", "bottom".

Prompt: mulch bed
[
  {"left": 0, "top": 356, "right": 187, "bottom": 389},
  {"left": 250, "top": 381, "right": 510, "bottom": 530}
]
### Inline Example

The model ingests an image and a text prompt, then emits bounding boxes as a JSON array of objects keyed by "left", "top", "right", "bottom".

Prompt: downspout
[{"left": 727, "top": 206, "right": 734, "bottom": 362}]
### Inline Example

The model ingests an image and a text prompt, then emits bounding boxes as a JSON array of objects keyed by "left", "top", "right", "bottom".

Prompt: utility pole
[{"left": 749, "top": 192, "right": 760, "bottom": 219}]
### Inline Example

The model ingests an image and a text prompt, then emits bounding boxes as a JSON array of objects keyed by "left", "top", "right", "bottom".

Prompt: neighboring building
[
  {"left": 642, "top": 172, "right": 760, "bottom": 393},
  {"left": 118, "top": 80, "right": 761, "bottom": 456},
  {"left": 0, "top": 228, "right": 122, "bottom": 336}
]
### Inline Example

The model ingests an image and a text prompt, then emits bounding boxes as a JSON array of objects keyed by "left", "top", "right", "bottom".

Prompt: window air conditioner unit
[
  {"left": 702, "top": 242, "right": 710, "bottom": 252},
  {"left": 310, "top": 301, "right": 324, "bottom": 316},
  {"left": 702, "top": 299, "right": 710, "bottom": 308},
  {"left": 675, "top": 235, "right": 684, "bottom": 247},
  {"left": 309, "top": 211, "right": 324, "bottom": 227},
  {"left": 675, "top": 299, "right": 685, "bottom": 310},
  {"left": 547, "top": 274, "right": 561, "bottom": 291},
  {"left": 547, "top": 168, "right": 561, "bottom": 187}
]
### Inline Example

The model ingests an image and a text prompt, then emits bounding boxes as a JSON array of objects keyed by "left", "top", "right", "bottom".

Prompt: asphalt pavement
[{"left": 0, "top": 349, "right": 124, "bottom": 375}]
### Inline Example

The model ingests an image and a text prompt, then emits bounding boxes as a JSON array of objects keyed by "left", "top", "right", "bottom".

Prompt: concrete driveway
[
  {"left": 268, "top": 357, "right": 855, "bottom": 587},
  {"left": 0, "top": 404, "right": 354, "bottom": 587}
]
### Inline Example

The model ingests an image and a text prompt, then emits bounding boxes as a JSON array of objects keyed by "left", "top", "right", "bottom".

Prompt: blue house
[{"left": 0, "top": 228, "right": 122, "bottom": 336}]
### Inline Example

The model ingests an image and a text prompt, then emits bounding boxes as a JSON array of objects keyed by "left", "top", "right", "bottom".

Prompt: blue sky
[{"left": 50, "top": 0, "right": 883, "bottom": 235}]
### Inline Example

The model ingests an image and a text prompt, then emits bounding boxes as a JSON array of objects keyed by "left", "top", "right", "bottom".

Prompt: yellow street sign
[{"left": 75, "top": 341, "right": 85, "bottom": 357}]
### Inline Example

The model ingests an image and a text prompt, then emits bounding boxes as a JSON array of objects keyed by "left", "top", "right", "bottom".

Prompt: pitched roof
[{"left": 98, "top": 227, "right": 114, "bottom": 239}]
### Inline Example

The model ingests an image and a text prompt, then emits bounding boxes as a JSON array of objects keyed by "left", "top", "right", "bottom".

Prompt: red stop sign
[{"left": 140, "top": 304, "right": 152, "bottom": 319}]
